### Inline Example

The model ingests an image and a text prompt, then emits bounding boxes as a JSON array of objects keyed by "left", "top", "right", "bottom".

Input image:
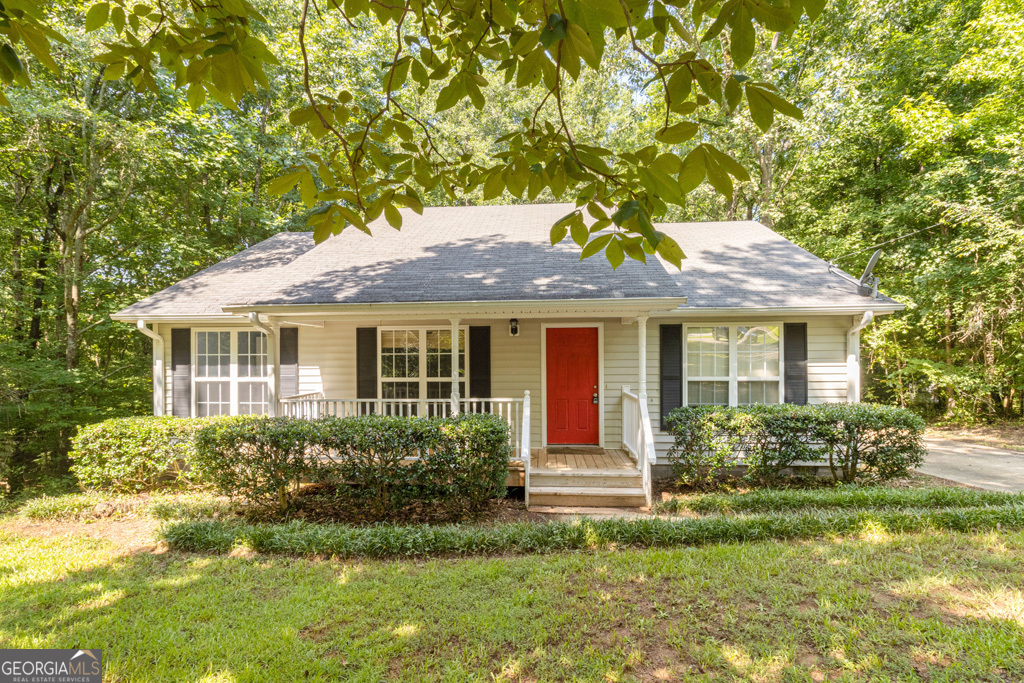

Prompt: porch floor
[{"left": 534, "top": 447, "right": 637, "bottom": 472}]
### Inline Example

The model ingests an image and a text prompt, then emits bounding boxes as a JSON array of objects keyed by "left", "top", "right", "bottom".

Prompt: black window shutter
[
  {"left": 171, "top": 328, "right": 191, "bottom": 417},
  {"left": 279, "top": 327, "right": 299, "bottom": 398},
  {"left": 784, "top": 323, "right": 808, "bottom": 405},
  {"left": 356, "top": 327, "right": 377, "bottom": 399},
  {"left": 468, "top": 326, "right": 491, "bottom": 398},
  {"left": 659, "top": 324, "right": 683, "bottom": 430}
]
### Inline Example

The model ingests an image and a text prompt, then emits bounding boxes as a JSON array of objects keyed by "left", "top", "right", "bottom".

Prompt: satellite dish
[{"left": 858, "top": 249, "right": 882, "bottom": 295}]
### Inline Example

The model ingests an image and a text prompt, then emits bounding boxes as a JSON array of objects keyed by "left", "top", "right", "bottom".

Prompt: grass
[
  {"left": 653, "top": 486, "right": 1024, "bottom": 516},
  {"left": 13, "top": 490, "right": 234, "bottom": 521},
  {"left": 2, "top": 527, "right": 1022, "bottom": 681},
  {"left": 161, "top": 505, "right": 1024, "bottom": 558}
]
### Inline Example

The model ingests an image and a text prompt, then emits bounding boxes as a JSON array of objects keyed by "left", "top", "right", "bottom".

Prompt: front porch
[{"left": 278, "top": 391, "right": 655, "bottom": 508}]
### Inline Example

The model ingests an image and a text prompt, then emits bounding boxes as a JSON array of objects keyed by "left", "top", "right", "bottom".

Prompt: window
[
  {"left": 380, "top": 327, "right": 467, "bottom": 403},
  {"left": 686, "top": 326, "right": 730, "bottom": 406},
  {"left": 737, "top": 325, "right": 781, "bottom": 405},
  {"left": 194, "top": 330, "right": 270, "bottom": 416},
  {"left": 685, "top": 325, "right": 782, "bottom": 406},
  {"left": 195, "top": 331, "right": 231, "bottom": 416}
]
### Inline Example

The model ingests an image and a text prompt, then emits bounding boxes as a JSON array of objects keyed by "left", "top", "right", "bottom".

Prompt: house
[{"left": 112, "top": 203, "right": 903, "bottom": 507}]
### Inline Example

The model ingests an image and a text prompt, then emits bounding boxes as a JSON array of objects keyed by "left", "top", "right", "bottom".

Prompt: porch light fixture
[{"left": 509, "top": 318, "right": 519, "bottom": 337}]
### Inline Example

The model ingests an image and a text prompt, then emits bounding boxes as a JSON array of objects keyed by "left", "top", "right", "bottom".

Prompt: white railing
[
  {"left": 279, "top": 393, "right": 528, "bottom": 456},
  {"left": 621, "top": 385, "right": 657, "bottom": 507}
]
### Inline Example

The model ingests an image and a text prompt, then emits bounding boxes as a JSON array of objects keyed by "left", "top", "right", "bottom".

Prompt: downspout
[
  {"left": 136, "top": 320, "right": 164, "bottom": 416},
  {"left": 846, "top": 311, "right": 874, "bottom": 403},
  {"left": 249, "top": 312, "right": 279, "bottom": 416}
]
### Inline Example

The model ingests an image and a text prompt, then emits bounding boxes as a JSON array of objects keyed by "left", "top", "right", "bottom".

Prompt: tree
[{"left": 2, "top": 0, "right": 820, "bottom": 268}]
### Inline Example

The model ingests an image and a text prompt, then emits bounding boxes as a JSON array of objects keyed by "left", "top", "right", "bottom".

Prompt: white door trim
[{"left": 540, "top": 322, "right": 605, "bottom": 448}]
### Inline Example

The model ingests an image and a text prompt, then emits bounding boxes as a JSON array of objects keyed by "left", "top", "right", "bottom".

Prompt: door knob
[{"left": 592, "top": 393, "right": 599, "bottom": 404}]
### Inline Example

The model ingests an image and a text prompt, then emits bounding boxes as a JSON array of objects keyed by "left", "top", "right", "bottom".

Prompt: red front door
[{"left": 546, "top": 327, "right": 600, "bottom": 445}]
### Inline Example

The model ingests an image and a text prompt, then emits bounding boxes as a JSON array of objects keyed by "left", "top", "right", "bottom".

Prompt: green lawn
[{"left": 1, "top": 527, "right": 1022, "bottom": 681}]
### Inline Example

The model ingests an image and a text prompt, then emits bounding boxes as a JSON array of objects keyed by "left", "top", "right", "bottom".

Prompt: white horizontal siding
[{"left": 151, "top": 314, "right": 857, "bottom": 467}]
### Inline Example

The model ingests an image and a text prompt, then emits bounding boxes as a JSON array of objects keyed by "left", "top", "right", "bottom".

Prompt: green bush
[
  {"left": 814, "top": 403, "right": 927, "bottom": 482},
  {"left": 653, "top": 486, "right": 1024, "bottom": 516},
  {"left": 665, "top": 403, "right": 926, "bottom": 487},
  {"left": 192, "top": 416, "right": 316, "bottom": 513},
  {"left": 662, "top": 406, "right": 740, "bottom": 488},
  {"left": 192, "top": 413, "right": 510, "bottom": 519},
  {"left": 161, "top": 504, "right": 1024, "bottom": 559},
  {"left": 69, "top": 416, "right": 222, "bottom": 492}
]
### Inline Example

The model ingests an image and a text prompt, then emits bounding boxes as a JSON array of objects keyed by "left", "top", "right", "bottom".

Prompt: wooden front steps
[{"left": 528, "top": 447, "right": 645, "bottom": 508}]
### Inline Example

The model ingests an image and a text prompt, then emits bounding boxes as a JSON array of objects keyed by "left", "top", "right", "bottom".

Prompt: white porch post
[
  {"left": 637, "top": 315, "right": 649, "bottom": 401},
  {"left": 249, "top": 312, "right": 279, "bottom": 416},
  {"left": 136, "top": 320, "right": 164, "bottom": 416},
  {"left": 450, "top": 317, "right": 461, "bottom": 415}
]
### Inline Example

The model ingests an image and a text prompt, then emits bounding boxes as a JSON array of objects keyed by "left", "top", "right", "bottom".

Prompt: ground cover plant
[
  {"left": 14, "top": 490, "right": 235, "bottom": 522},
  {"left": 160, "top": 505, "right": 1024, "bottom": 559},
  {"left": 652, "top": 486, "right": 1024, "bottom": 516},
  {"left": 1, "top": 526, "right": 1022, "bottom": 682},
  {"left": 665, "top": 403, "right": 927, "bottom": 488}
]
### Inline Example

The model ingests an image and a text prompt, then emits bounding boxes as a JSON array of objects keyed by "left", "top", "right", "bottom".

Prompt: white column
[
  {"left": 248, "top": 312, "right": 278, "bottom": 417},
  {"left": 136, "top": 320, "right": 164, "bottom": 416},
  {"left": 267, "top": 318, "right": 279, "bottom": 417},
  {"left": 450, "top": 317, "right": 461, "bottom": 414},
  {"left": 637, "top": 315, "right": 649, "bottom": 400}
]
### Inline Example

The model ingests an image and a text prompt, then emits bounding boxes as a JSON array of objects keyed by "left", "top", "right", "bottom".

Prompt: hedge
[
  {"left": 191, "top": 413, "right": 510, "bottom": 518},
  {"left": 69, "top": 416, "right": 225, "bottom": 492},
  {"left": 160, "top": 505, "right": 1024, "bottom": 558},
  {"left": 664, "top": 403, "right": 926, "bottom": 488}
]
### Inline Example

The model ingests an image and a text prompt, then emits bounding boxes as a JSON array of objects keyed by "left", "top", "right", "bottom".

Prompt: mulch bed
[{"left": 282, "top": 484, "right": 549, "bottom": 526}]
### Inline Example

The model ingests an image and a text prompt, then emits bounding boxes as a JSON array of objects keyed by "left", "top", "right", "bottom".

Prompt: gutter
[
  {"left": 136, "top": 320, "right": 165, "bottom": 416},
  {"left": 846, "top": 310, "right": 874, "bottom": 402}
]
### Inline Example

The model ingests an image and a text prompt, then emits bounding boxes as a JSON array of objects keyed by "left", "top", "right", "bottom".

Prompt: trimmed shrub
[
  {"left": 70, "top": 416, "right": 220, "bottom": 492},
  {"left": 161, "top": 504, "right": 1024, "bottom": 559},
  {"left": 662, "top": 406, "right": 740, "bottom": 488},
  {"left": 665, "top": 403, "right": 926, "bottom": 487},
  {"left": 192, "top": 416, "right": 316, "bottom": 513},
  {"left": 311, "top": 413, "right": 510, "bottom": 520},
  {"left": 192, "top": 413, "right": 510, "bottom": 519},
  {"left": 813, "top": 403, "right": 927, "bottom": 482}
]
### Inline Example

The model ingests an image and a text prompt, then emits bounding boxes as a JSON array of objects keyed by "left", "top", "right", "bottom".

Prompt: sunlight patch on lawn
[{"left": 392, "top": 623, "right": 419, "bottom": 638}]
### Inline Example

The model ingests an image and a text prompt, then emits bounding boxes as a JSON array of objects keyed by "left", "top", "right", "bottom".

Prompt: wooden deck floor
[{"left": 534, "top": 448, "right": 636, "bottom": 472}]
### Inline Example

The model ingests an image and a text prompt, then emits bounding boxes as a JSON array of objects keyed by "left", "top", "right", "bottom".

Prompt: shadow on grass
[{"left": 0, "top": 530, "right": 1022, "bottom": 682}]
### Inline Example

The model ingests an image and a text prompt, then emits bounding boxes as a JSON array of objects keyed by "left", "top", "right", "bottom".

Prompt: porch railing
[
  {"left": 621, "top": 385, "right": 657, "bottom": 507},
  {"left": 279, "top": 393, "right": 531, "bottom": 466}
]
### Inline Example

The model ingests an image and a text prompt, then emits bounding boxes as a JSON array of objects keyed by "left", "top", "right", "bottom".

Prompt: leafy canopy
[{"left": 1, "top": 0, "right": 818, "bottom": 267}]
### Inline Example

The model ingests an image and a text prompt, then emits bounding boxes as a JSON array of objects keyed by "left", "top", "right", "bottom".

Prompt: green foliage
[
  {"left": 654, "top": 486, "right": 1024, "bottom": 516},
  {"left": 15, "top": 489, "right": 233, "bottom": 521},
  {"left": 662, "top": 405, "right": 740, "bottom": 489},
  {"left": 665, "top": 403, "right": 927, "bottom": 487},
  {"left": 7, "top": 1, "right": 817, "bottom": 269},
  {"left": 162, "top": 504, "right": 1024, "bottom": 558},
  {"left": 192, "top": 414, "right": 510, "bottom": 519},
  {"left": 191, "top": 416, "right": 316, "bottom": 514},
  {"left": 69, "top": 416, "right": 218, "bottom": 492},
  {"left": 813, "top": 403, "right": 928, "bottom": 482}
]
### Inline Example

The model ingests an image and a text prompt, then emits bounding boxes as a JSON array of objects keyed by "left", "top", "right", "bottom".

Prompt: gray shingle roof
[{"left": 114, "top": 203, "right": 899, "bottom": 319}]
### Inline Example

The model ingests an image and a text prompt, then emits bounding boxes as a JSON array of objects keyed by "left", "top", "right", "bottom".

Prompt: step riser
[
  {"left": 530, "top": 474, "right": 642, "bottom": 488},
  {"left": 530, "top": 493, "right": 647, "bottom": 507}
]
